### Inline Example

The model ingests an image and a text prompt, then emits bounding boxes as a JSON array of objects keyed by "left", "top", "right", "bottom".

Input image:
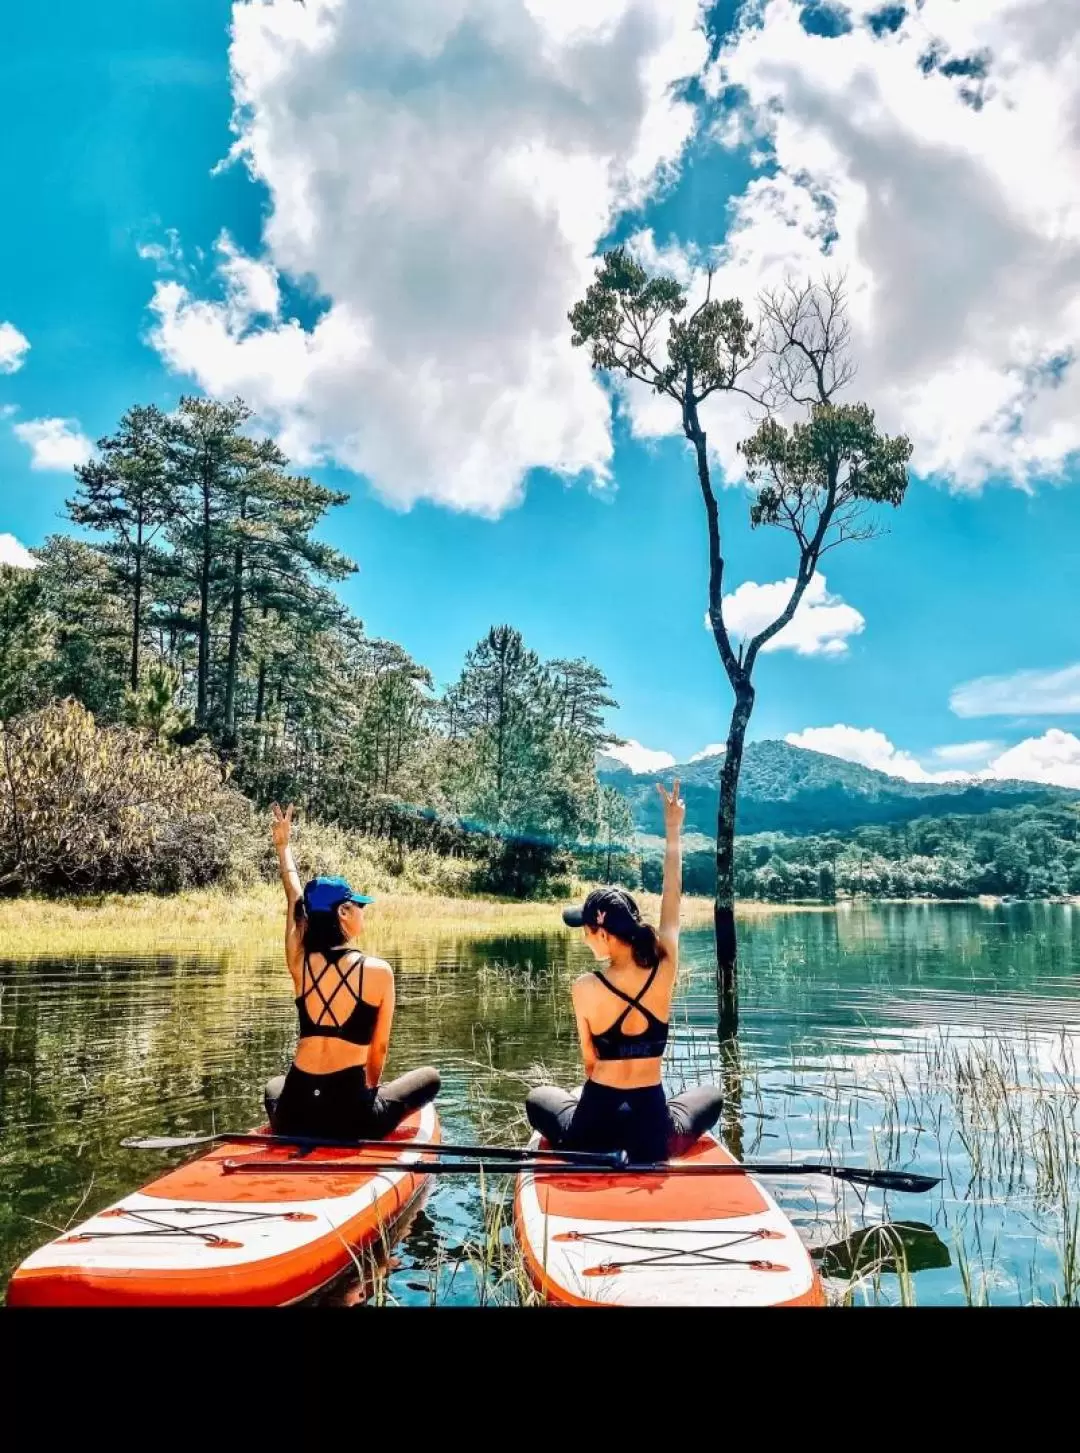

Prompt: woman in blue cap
[
  {"left": 262, "top": 803, "right": 440, "bottom": 1139},
  {"left": 525, "top": 779, "right": 722, "bottom": 1163}
]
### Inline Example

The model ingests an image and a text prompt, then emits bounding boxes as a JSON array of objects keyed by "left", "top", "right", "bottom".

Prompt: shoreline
[
  {"left": 0, "top": 885, "right": 816, "bottom": 958},
  {"left": 0, "top": 887, "right": 1072, "bottom": 959}
]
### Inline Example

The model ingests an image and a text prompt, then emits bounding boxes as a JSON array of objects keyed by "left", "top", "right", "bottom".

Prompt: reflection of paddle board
[
  {"left": 514, "top": 1129, "right": 825, "bottom": 1307},
  {"left": 7, "top": 1103, "right": 439, "bottom": 1306}
]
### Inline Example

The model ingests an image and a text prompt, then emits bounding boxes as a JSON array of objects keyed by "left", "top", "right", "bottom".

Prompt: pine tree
[{"left": 67, "top": 404, "right": 171, "bottom": 690}]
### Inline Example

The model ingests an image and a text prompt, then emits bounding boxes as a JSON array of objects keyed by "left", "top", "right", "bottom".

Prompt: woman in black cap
[
  {"left": 262, "top": 803, "right": 440, "bottom": 1140},
  {"left": 525, "top": 779, "right": 722, "bottom": 1163}
]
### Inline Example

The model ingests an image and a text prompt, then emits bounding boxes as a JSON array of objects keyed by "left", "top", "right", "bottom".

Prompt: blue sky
[{"left": 2, "top": 1, "right": 1079, "bottom": 786}]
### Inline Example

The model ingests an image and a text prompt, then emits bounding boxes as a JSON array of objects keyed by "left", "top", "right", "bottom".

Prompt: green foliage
[
  {"left": 442, "top": 626, "right": 616, "bottom": 849},
  {"left": 68, "top": 404, "right": 173, "bottom": 690},
  {"left": 742, "top": 402, "right": 911, "bottom": 537},
  {"left": 569, "top": 245, "right": 755, "bottom": 403},
  {"left": 0, "top": 566, "right": 48, "bottom": 720},
  {"left": 27, "top": 537, "right": 130, "bottom": 719},
  {"left": 157, "top": 395, "right": 355, "bottom": 737},
  {"left": 576, "top": 783, "right": 639, "bottom": 888},
  {"left": 639, "top": 802, "right": 1080, "bottom": 902},
  {"left": 122, "top": 663, "right": 193, "bottom": 743},
  {"left": 0, "top": 699, "right": 254, "bottom": 894},
  {"left": 4, "top": 391, "right": 626, "bottom": 900}
]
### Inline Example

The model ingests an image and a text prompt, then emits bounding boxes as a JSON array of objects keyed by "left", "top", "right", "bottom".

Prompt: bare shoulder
[
  {"left": 571, "top": 973, "right": 597, "bottom": 1001},
  {"left": 361, "top": 954, "right": 393, "bottom": 978}
]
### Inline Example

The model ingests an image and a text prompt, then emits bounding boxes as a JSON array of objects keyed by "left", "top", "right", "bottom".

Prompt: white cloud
[
  {"left": 717, "top": 573, "right": 864, "bottom": 656},
  {"left": 216, "top": 231, "right": 281, "bottom": 324},
  {"left": 137, "top": 228, "right": 185, "bottom": 270},
  {"left": 0, "top": 322, "right": 30, "bottom": 374},
  {"left": 987, "top": 729, "right": 1080, "bottom": 789},
  {"left": 950, "top": 663, "right": 1080, "bottom": 718},
  {"left": 146, "top": 0, "right": 708, "bottom": 515},
  {"left": 689, "top": 742, "right": 726, "bottom": 761},
  {"left": 0, "top": 533, "right": 38, "bottom": 570},
  {"left": 602, "top": 739, "right": 677, "bottom": 774},
  {"left": 786, "top": 722, "right": 1080, "bottom": 791},
  {"left": 614, "top": 0, "right": 1080, "bottom": 493},
  {"left": 785, "top": 724, "right": 957, "bottom": 782},
  {"left": 931, "top": 739, "right": 1002, "bottom": 766},
  {"left": 13, "top": 417, "right": 94, "bottom": 471}
]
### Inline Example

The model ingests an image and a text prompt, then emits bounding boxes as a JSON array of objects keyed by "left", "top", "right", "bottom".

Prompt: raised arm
[
  {"left": 271, "top": 803, "right": 302, "bottom": 909},
  {"left": 271, "top": 804, "right": 303, "bottom": 981},
  {"left": 655, "top": 778, "right": 684, "bottom": 960}
]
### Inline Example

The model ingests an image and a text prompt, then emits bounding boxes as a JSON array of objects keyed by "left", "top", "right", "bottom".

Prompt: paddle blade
[
  {"left": 834, "top": 1167, "right": 939, "bottom": 1195},
  {"left": 121, "top": 1135, "right": 213, "bottom": 1151}
]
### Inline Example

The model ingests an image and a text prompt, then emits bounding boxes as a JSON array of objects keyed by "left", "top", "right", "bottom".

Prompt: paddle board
[
  {"left": 7, "top": 1101, "right": 439, "bottom": 1307},
  {"left": 514, "top": 1128, "right": 825, "bottom": 1307}
]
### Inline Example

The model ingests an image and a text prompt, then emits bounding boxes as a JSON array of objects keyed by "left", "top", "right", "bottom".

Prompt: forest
[
  {"left": 639, "top": 802, "right": 1080, "bottom": 901},
  {"left": 4, "top": 395, "right": 1077, "bottom": 906},
  {"left": 0, "top": 398, "right": 634, "bottom": 898}
]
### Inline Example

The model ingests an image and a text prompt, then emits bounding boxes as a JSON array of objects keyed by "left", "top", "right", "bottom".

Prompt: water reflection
[{"left": 2, "top": 902, "right": 1080, "bottom": 1305}]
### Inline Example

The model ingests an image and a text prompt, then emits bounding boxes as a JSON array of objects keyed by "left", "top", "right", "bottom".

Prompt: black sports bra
[
  {"left": 590, "top": 965, "right": 669, "bottom": 1061},
  {"left": 295, "top": 947, "right": 378, "bottom": 1047}
]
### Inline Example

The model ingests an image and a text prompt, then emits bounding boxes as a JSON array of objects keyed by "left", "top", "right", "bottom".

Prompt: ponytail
[{"left": 630, "top": 920, "right": 665, "bottom": 970}]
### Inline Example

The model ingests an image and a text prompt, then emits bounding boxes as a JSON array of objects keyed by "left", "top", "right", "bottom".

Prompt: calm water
[{"left": 3, "top": 902, "right": 1080, "bottom": 1306}]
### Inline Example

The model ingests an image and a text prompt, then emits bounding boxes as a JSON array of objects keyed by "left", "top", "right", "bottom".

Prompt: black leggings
[
  {"left": 264, "top": 1064, "right": 441, "bottom": 1141},
  {"left": 525, "top": 1079, "right": 723, "bottom": 1163}
]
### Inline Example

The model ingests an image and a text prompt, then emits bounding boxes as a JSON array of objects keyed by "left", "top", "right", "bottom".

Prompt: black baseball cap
[{"left": 562, "top": 886, "right": 642, "bottom": 938}]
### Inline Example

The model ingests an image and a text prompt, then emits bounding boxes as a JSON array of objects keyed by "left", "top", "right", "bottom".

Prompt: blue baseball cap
[{"left": 302, "top": 876, "right": 375, "bottom": 913}]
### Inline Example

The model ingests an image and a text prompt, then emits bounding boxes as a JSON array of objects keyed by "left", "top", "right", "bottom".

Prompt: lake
[{"left": 2, "top": 901, "right": 1079, "bottom": 1306}]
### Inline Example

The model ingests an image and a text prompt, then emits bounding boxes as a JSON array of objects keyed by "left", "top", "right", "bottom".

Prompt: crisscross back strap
[
  {"left": 301, "top": 947, "right": 365, "bottom": 1029},
  {"left": 593, "top": 963, "right": 660, "bottom": 1018}
]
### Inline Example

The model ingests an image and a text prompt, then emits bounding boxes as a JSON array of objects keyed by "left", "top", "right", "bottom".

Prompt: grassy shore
[{"left": 0, "top": 884, "right": 823, "bottom": 957}]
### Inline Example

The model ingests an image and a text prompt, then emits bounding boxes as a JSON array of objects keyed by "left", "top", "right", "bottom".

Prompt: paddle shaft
[
  {"left": 221, "top": 1156, "right": 937, "bottom": 1194},
  {"left": 122, "top": 1131, "right": 624, "bottom": 1167}
]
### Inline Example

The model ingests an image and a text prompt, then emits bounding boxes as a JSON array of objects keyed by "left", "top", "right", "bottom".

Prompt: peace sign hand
[
  {"left": 271, "top": 802, "right": 295, "bottom": 849},
  {"left": 656, "top": 778, "right": 685, "bottom": 836}
]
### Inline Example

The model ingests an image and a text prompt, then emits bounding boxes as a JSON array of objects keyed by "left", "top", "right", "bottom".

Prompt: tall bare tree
[{"left": 570, "top": 254, "right": 912, "bottom": 1015}]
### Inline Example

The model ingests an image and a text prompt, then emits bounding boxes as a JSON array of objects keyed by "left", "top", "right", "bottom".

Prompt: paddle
[
  {"left": 221, "top": 1156, "right": 939, "bottom": 1194},
  {"left": 121, "top": 1130, "right": 625, "bottom": 1168}
]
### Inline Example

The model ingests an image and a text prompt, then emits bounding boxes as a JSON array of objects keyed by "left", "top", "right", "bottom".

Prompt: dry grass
[{"left": 0, "top": 883, "right": 815, "bottom": 958}]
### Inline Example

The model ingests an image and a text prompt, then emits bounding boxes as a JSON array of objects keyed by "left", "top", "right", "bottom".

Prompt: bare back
[{"left": 572, "top": 953, "right": 677, "bottom": 1089}]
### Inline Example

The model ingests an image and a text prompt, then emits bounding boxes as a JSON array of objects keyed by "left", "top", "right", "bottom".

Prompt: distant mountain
[{"left": 599, "top": 739, "right": 1080, "bottom": 838}]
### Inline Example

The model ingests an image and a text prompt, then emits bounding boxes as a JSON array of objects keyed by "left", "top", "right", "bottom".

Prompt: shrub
[{"left": 0, "top": 699, "right": 254, "bottom": 895}]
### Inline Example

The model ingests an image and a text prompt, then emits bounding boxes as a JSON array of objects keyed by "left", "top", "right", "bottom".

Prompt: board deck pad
[
  {"left": 514, "top": 1131, "right": 825, "bottom": 1307},
  {"left": 7, "top": 1102, "right": 439, "bottom": 1307}
]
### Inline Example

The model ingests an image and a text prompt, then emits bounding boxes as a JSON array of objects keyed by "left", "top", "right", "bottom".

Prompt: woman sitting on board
[
  {"left": 263, "top": 803, "right": 440, "bottom": 1140},
  {"left": 525, "top": 779, "right": 722, "bottom": 1164}
]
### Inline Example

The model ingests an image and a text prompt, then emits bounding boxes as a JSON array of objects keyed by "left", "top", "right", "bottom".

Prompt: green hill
[{"left": 599, "top": 739, "right": 1078, "bottom": 838}]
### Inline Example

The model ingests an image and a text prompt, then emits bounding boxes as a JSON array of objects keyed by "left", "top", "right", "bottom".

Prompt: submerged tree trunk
[
  {"left": 685, "top": 393, "right": 751, "bottom": 1035},
  {"left": 715, "top": 679, "right": 755, "bottom": 1040}
]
